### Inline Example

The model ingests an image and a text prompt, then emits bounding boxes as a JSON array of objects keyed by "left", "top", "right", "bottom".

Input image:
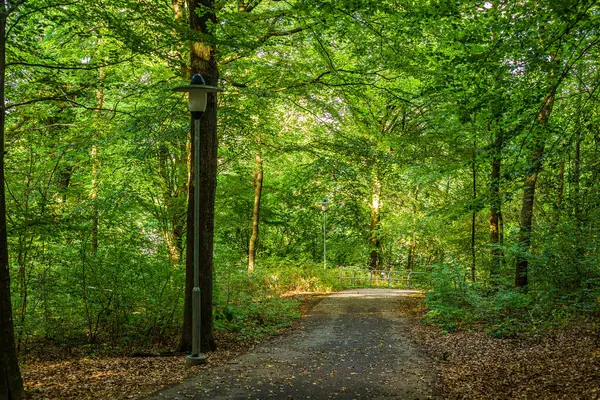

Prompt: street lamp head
[
  {"left": 191, "top": 74, "right": 206, "bottom": 85},
  {"left": 172, "top": 74, "right": 223, "bottom": 119},
  {"left": 321, "top": 198, "right": 329, "bottom": 212}
]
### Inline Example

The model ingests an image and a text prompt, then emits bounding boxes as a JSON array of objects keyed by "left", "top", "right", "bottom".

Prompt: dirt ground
[{"left": 147, "top": 289, "right": 434, "bottom": 399}]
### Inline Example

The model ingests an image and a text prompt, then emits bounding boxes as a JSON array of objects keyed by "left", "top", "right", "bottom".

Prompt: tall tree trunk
[
  {"left": 573, "top": 124, "right": 581, "bottom": 223},
  {"left": 368, "top": 173, "right": 382, "bottom": 269},
  {"left": 572, "top": 70, "right": 583, "bottom": 225},
  {"left": 572, "top": 119, "right": 583, "bottom": 279},
  {"left": 160, "top": 0, "right": 187, "bottom": 267},
  {"left": 471, "top": 138, "right": 477, "bottom": 282},
  {"left": 407, "top": 185, "right": 419, "bottom": 271},
  {"left": 490, "top": 124, "right": 502, "bottom": 280},
  {"left": 90, "top": 67, "right": 105, "bottom": 256},
  {"left": 156, "top": 146, "right": 187, "bottom": 266},
  {"left": 248, "top": 139, "right": 263, "bottom": 274},
  {"left": 515, "top": 93, "right": 554, "bottom": 288},
  {"left": 180, "top": 0, "right": 219, "bottom": 353},
  {"left": 0, "top": 5, "right": 25, "bottom": 398}
]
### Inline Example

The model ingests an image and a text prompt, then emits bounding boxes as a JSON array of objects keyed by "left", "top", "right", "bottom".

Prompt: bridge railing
[{"left": 338, "top": 268, "right": 428, "bottom": 289}]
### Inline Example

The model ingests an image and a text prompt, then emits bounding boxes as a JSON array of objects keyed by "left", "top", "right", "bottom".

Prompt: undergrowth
[
  {"left": 213, "top": 260, "right": 341, "bottom": 339},
  {"left": 423, "top": 262, "right": 600, "bottom": 338}
]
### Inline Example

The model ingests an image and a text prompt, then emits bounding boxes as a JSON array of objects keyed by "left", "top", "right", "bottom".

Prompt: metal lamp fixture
[
  {"left": 321, "top": 198, "right": 329, "bottom": 212},
  {"left": 172, "top": 74, "right": 223, "bottom": 366},
  {"left": 173, "top": 74, "right": 222, "bottom": 119}
]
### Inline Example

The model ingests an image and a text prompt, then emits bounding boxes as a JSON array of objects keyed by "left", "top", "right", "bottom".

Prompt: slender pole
[
  {"left": 323, "top": 209, "right": 327, "bottom": 271},
  {"left": 192, "top": 118, "right": 202, "bottom": 357}
]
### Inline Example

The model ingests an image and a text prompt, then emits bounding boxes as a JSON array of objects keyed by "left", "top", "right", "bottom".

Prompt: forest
[{"left": 1, "top": 0, "right": 599, "bottom": 399}]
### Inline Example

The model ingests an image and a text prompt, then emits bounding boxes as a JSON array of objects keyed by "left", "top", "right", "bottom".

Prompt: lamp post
[
  {"left": 321, "top": 198, "right": 329, "bottom": 271},
  {"left": 173, "top": 74, "right": 223, "bottom": 366}
]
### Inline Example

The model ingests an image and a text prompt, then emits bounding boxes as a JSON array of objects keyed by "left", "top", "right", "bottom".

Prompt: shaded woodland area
[{"left": 1, "top": 0, "right": 600, "bottom": 398}]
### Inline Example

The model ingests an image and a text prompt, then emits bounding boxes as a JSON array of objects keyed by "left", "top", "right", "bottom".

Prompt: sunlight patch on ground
[{"left": 329, "top": 289, "right": 423, "bottom": 298}]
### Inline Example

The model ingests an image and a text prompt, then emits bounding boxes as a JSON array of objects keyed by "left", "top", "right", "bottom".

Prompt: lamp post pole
[
  {"left": 173, "top": 74, "right": 223, "bottom": 366},
  {"left": 191, "top": 116, "right": 202, "bottom": 363},
  {"left": 321, "top": 198, "right": 329, "bottom": 271}
]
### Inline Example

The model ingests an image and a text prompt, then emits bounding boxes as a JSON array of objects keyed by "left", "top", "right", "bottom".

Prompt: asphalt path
[{"left": 148, "top": 289, "right": 434, "bottom": 399}]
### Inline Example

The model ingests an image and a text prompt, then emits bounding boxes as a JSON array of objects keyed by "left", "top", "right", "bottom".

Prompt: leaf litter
[
  {"left": 22, "top": 294, "right": 327, "bottom": 400},
  {"left": 399, "top": 294, "right": 600, "bottom": 399}
]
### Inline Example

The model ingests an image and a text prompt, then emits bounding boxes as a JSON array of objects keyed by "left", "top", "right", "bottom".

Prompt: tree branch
[
  {"left": 6, "top": 41, "right": 176, "bottom": 70},
  {"left": 219, "top": 26, "right": 308, "bottom": 65}
]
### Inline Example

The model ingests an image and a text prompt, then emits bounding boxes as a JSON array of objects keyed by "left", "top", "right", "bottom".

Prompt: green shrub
[
  {"left": 422, "top": 262, "right": 599, "bottom": 338},
  {"left": 213, "top": 258, "right": 337, "bottom": 338}
]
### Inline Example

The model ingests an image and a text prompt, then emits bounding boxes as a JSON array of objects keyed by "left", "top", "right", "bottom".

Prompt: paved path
[{"left": 149, "top": 289, "right": 434, "bottom": 399}]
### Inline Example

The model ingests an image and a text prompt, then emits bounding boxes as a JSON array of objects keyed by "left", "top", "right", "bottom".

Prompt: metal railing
[{"left": 338, "top": 268, "right": 428, "bottom": 289}]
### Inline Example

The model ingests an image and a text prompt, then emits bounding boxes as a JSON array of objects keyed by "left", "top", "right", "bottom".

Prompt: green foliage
[
  {"left": 425, "top": 263, "right": 598, "bottom": 338},
  {"left": 213, "top": 260, "right": 339, "bottom": 338},
  {"left": 4, "top": 0, "right": 600, "bottom": 358},
  {"left": 214, "top": 297, "right": 300, "bottom": 338}
]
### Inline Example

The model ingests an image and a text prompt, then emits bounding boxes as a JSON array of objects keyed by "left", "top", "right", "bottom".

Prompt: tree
[
  {"left": 0, "top": 2, "right": 24, "bottom": 398},
  {"left": 248, "top": 135, "right": 263, "bottom": 273}
]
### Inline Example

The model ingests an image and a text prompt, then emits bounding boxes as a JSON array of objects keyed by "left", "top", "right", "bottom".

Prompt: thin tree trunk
[
  {"left": 368, "top": 174, "right": 382, "bottom": 270},
  {"left": 248, "top": 140, "right": 263, "bottom": 273},
  {"left": 407, "top": 185, "right": 419, "bottom": 271},
  {"left": 572, "top": 120, "right": 583, "bottom": 279},
  {"left": 490, "top": 124, "right": 502, "bottom": 280},
  {"left": 90, "top": 141, "right": 98, "bottom": 254},
  {"left": 471, "top": 138, "right": 477, "bottom": 282},
  {"left": 572, "top": 70, "right": 583, "bottom": 224},
  {"left": 90, "top": 66, "right": 105, "bottom": 255},
  {"left": 180, "top": 0, "right": 219, "bottom": 353},
  {"left": 157, "top": 0, "right": 187, "bottom": 268},
  {"left": 0, "top": 4, "right": 25, "bottom": 398},
  {"left": 573, "top": 126, "right": 581, "bottom": 222},
  {"left": 172, "top": 0, "right": 187, "bottom": 75},
  {"left": 156, "top": 146, "right": 187, "bottom": 266},
  {"left": 515, "top": 93, "right": 554, "bottom": 288}
]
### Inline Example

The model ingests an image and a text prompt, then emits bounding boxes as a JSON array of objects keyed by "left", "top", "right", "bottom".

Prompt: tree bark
[
  {"left": 368, "top": 173, "right": 381, "bottom": 270},
  {"left": 0, "top": 4, "right": 25, "bottom": 398},
  {"left": 407, "top": 185, "right": 419, "bottom": 271},
  {"left": 471, "top": 138, "right": 476, "bottom": 282},
  {"left": 156, "top": 143, "right": 187, "bottom": 266},
  {"left": 180, "top": 0, "right": 219, "bottom": 353},
  {"left": 515, "top": 93, "right": 554, "bottom": 288},
  {"left": 90, "top": 66, "right": 105, "bottom": 256},
  {"left": 248, "top": 140, "right": 263, "bottom": 274},
  {"left": 573, "top": 126, "right": 581, "bottom": 222},
  {"left": 159, "top": 0, "right": 187, "bottom": 267},
  {"left": 490, "top": 124, "right": 502, "bottom": 280}
]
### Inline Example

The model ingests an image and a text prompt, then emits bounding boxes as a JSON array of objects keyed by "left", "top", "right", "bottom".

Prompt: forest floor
[
  {"left": 21, "top": 290, "right": 600, "bottom": 399},
  {"left": 406, "top": 302, "right": 600, "bottom": 399},
  {"left": 21, "top": 293, "right": 327, "bottom": 400}
]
